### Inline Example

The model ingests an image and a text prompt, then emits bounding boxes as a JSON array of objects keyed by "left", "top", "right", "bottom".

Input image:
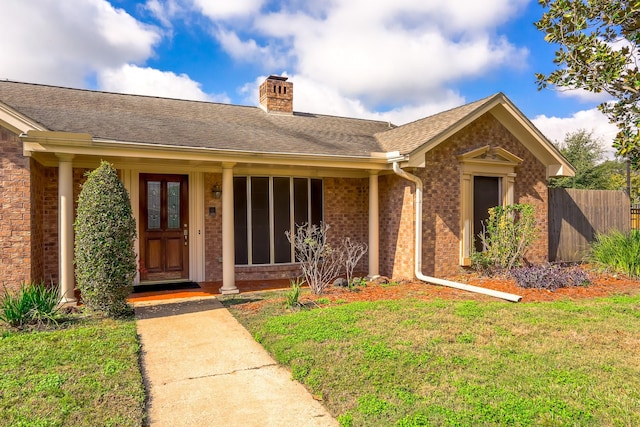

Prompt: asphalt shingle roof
[
  {"left": 375, "top": 95, "right": 497, "bottom": 155},
  {"left": 0, "top": 81, "right": 396, "bottom": 157}
]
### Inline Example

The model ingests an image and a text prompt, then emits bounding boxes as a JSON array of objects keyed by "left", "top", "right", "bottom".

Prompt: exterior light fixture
[{"left": 212, "top": 184, "right": 222, "bottom": 199}]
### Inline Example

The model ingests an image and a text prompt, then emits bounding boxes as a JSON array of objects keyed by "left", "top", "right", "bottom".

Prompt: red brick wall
[
  {"left": 43, "top": 167, "right": 58, "bottom": 284},
  {"left": 40, "top": 166, "right": 91, "bottom": 286},
  {"left": 379, "top": 174, "right": 416, "bottom": 280},
  {"left": 204, "top": 173, "right": 223, "bottom": 281},
  {"left": 420, "top": 113, "right": 549, "bottom": 277},
  {"left": 0, "top": 127, "right": 32, "bottom": 291},
  {"left": 324, "top": 177, "right": 369, "bottom": 274},
  {"left": 30, "top": 159, "right": 45, "bottom": 283}
]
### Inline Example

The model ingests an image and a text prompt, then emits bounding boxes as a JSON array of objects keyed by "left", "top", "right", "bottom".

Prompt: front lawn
[
  {"left": 0, "top": 317, "right": 145, "bottom": 427},
  {"left": 223, "top": 290, "right": 640, "bottom": 426}
]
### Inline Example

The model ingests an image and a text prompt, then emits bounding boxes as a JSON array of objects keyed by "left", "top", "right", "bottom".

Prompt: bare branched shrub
[
  {"left": 285, "top": 223, "right": 341, "bottom": 295},
  {"left": 341, "top": 238, "right": 368, "bottom": 286}
]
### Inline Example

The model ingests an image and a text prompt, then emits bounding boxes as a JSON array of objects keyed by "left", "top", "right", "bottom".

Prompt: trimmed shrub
[
  {"left": 590, "top": 230, "right": 640, "bottom": 278},
  {"left": 511, "top": 264, "right": 590, "bottom": 291},
  {"left": 74, "top": 161, "right": 137, "bottom": 317}
]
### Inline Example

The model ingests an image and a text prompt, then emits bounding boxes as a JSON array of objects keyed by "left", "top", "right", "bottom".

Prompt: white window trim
[{"left": 458, "top": 146, "right": 522, "bottom": 266}]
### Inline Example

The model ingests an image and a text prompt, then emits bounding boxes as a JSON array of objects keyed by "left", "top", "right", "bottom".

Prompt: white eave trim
[
  {"left": 0, "top": 102, "right": 46, "bottom": 135},
  {"left": 21, "top": 131, "right": 395, "bottom": 171}
]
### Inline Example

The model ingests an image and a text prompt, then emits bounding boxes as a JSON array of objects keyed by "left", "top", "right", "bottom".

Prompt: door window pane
[
  {"left": 147, "top": 181, "right": 161, "bottom": 229},
  {"left": 167, "top": 182, "right": 181, "bottom": 229}
]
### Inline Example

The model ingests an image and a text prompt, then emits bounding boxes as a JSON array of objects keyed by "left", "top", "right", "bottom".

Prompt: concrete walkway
[{"left": 135, "top": 297, "right": 337, "bottom": 427}]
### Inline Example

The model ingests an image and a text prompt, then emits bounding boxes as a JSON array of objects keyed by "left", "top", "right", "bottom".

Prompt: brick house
[{"left": 0, "top": 76, "right": 573, "bottom": 301}]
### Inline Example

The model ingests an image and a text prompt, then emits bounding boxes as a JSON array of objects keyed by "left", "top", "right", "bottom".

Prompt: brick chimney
[{"left": 259, "top": 75, "right": 293, "bottom": 115}]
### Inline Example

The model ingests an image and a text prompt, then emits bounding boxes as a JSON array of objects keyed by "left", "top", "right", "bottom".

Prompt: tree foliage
[
  {"left": 549, "top": 129, "right": 608, "bottom": 188},
  {"left": 535, "top": 0, "right": 640, "bottom": 165},
  {"left": 548, "top": 129, "right": 640, "bottom": 201},
  {"left": 74, "top": 161, "right": 137, "bottom": 317}
]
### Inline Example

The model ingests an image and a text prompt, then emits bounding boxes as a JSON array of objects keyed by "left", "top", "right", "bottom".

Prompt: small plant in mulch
[
  {"left": 473, "top": 204, "right": 537, "bottom": 274},
  {"left": 284, "top": 279, "right": 303, "bottom": 310},
  {"left": 510, "top": 263, "right": 590, "bottom": 291}
]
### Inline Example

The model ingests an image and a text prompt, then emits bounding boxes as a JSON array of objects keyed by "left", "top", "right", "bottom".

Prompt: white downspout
[{"left": 392, "top": 162, "right": 522, "bottom": 303}]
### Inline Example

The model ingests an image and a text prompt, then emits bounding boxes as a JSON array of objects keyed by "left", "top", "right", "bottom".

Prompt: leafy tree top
[
  {"left": 549, "top": 129, "right": 608, "bottom": 188},
  {"left": 535, "top": 0, "right": 640, "bottom": 166}
]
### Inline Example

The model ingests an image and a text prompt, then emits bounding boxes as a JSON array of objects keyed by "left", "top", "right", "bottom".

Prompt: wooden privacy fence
[{"left": 548, "top": 188, "right": 630, "bottom": 262}]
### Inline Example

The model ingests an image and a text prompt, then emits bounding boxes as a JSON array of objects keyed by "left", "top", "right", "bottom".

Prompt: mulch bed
[
  {"left": 231, "top": 268, "right": 640, "bottom": 313},
  {"left": 312, "top": 270, "right": 640, "bottom": 304}
]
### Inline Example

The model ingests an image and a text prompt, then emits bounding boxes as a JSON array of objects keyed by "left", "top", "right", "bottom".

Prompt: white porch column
[
  {"left": 58, "top": 154, "right": 76, "bottom": 303},
  {"left": 368, "top": 171, "right": 380, "bottom": 278},
  {"left": 220, "top": 162, "right": 239, "bottom": 294}
]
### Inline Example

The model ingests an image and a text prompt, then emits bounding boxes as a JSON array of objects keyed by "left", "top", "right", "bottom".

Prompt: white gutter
[{"left": 391, "top": 162, "right": 522, "bottom": 302}]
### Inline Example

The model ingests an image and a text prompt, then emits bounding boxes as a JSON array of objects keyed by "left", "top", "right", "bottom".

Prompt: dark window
[
  {"left": 293, "top": 178, "right": 308, "bottom": 227},
  {"left": 233, "top": 177, "right": 248, "bottom": 264},
  {"left": 473, "top": 176, "right": 501, "bottom": 253},
  {"left": 310, "top": 179, "right": 323, "bottom": 226},
  {"left": 273, "top": 177, "right": 291, "bottom": 263},
  {"left": 234, "top": 177, "right": 323, "bottom": 265},
  {"left": 251, "top": 177, "right": 270, "bottom": 264}
]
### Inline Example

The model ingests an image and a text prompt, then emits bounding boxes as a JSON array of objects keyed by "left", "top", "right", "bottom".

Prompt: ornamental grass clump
[
  {"left": 74, "top": 161, "right": 137, "bottom": 317},
  {"left": 590, "top": 230, "right": 640, "bottom": 278},
  {"left": 473, "top": 204, "right": 537, "bottom": 273},
  {"left": 0, "top": 281, "right": 61, "bottom": 328},
  {"left": 284, "top": 279, "right": 303, "bottom": 310},
  {"left": 511, "top": 264, "right": 590, "bottom": 291}
]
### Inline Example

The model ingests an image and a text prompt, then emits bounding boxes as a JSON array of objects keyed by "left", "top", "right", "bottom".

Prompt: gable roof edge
[
  {"left": 404, "top": 93, "right": 505, "bottom": 167},
  {"left": 404, "top": 93, "right": 575, "bottom": 177},
  {"left": 0, "top": 101, "right": 47, "bottom": 135}
]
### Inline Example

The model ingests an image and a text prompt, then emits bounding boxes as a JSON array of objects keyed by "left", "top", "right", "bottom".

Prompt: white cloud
[
  {"left": 144, "top": 0, "right": 181, "bottom": 27},
  {"left": 215, "top": 29, "right": 287, "bottom": 70},
  {"left": 139, "top": 0, "right": 532, "bottom": 114},
  {"left": 557, "top": 87, "right": 613, "bottom": 103},
  {"left": 0, "top": 0, "right": 161, "bottom": 87},
  {"left": 98, "top": 65, "right": 230, "bottom": 102},
  {"left": 533, "top": 108, "right": 619, "bottom": 159},
  {"left": 194, "top": 0, "right": 265, "bottom": 19},
  {"left": 222, "top": 0, "right": 530, "bottom": 108}
]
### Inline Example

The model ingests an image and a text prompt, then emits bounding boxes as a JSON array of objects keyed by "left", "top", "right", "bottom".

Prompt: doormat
[{"left": 133, "top": 282, "right": 201, "bottom": 293}]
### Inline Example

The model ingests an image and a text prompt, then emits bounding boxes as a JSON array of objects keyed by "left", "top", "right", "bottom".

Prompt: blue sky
[{"left": 0, "top": 0, "right": 618, "bottom": 155}]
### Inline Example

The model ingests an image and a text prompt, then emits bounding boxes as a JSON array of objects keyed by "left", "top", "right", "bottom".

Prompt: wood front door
[{"left": 139, "top": 174, "right": 189, "bottom": 281}]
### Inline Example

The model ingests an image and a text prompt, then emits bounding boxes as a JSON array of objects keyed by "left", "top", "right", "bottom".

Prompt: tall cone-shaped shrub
[{"left": 74, "top": 161, "right": 137, "bottom": 317}]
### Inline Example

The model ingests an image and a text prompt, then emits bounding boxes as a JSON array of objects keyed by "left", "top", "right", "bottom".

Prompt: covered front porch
[{"left": 23, "top": 131, "right": 391, "bottom": 303}]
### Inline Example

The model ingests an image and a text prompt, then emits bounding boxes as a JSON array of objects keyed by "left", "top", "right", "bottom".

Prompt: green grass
[
  {"left": 0, "top": 316, "right": 145, "bottom": 427},
  {"left": 223, "top": 291, "right": 640, "bottom": 426}
]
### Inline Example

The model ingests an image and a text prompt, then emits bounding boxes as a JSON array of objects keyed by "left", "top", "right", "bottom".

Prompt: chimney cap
[{"left": 267, "top": 75, "right": 288, "bottom": 81}]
